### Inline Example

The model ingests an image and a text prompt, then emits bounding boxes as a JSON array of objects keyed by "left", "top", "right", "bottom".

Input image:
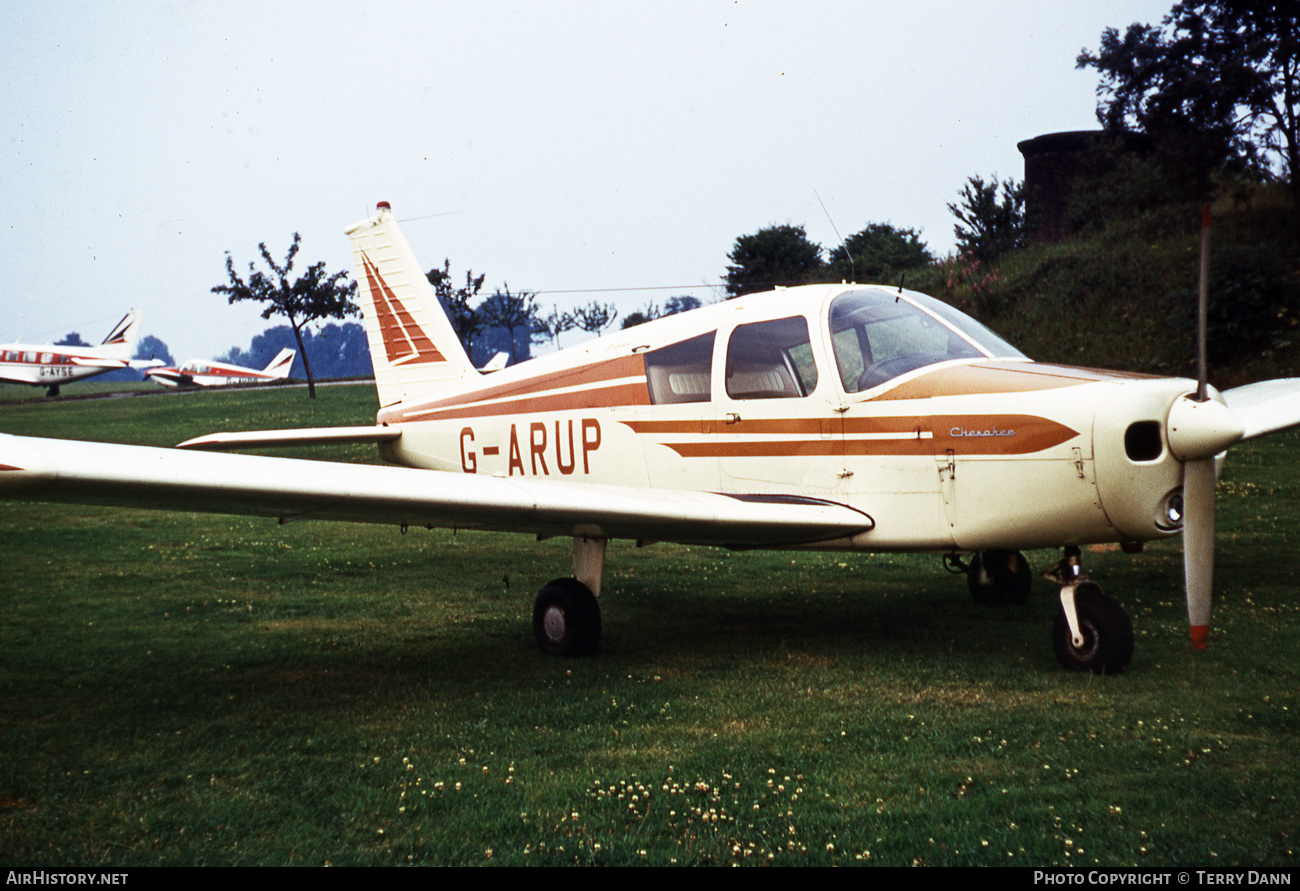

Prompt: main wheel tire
[
  {"left": 533, "top": 577, "right": 601, "bottom": 657},
  {"left": 968, "top": 550, "right": 1033, "bottom": 604},
  {"left": 1052, "top": 582, "right": 1134, "bottom": 674}
]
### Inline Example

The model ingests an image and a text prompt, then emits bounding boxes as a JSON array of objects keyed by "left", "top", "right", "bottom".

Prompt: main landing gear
[
  {"left": 531, "top": 535, "right": 605, "bottom": 657},
  {"left": 963, "top": 549, "right": 1034, "bottom": 604},
  {"left": 1044, "top": 546, "right": 1134, "bottom": 675}
]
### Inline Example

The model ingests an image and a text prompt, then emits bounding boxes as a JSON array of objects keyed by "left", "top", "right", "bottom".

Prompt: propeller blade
[
  {"left": 1181, "top": 203, "right": 1220, "bottom": 649},
  {"left": 1183, "top": 457, "right": 1216, "bottom": 648},
  {"left": 1167, "top": 394, "right": 1240, "bottom": 649},
  {"left": 1196, "top": 203, "right": 1211, "bottom": 401}
]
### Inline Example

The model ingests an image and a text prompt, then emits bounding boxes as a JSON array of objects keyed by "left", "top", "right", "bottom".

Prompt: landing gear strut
[{"left": 1045, "top": 547, "right": 1134, "bottom": 674}]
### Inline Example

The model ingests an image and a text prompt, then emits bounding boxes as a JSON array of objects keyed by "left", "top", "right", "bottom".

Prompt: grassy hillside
[{"left": 920, "top": 183, "right": 1300, "bottom": 389}]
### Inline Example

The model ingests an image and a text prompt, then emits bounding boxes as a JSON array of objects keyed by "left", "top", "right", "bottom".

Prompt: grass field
[{"left": 1, "top": 385, "right": 1297, "bottom": 866}]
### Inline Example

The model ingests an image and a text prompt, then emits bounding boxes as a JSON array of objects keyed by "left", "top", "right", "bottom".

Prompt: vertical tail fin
[
  {"left": 99, "top": 310, "right": 141, "bottom": 359},
  {"left": 263, "top": 348, "right": 296, "bottom": 379},
  {"left": 345, "top": 202, "right": 474, "bottom": 407}
]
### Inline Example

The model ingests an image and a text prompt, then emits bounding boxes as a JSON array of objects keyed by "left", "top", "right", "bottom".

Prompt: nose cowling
[{"left": 1091, "top": 381, "right": 1190, "bottom": 542}]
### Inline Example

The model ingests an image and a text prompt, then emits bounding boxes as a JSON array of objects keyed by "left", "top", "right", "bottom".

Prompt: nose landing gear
[{"left": 1045, "top": 547, "right": 1134, "bottom": 674}]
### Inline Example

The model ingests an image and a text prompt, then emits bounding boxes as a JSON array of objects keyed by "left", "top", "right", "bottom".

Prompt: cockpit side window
[
  {"left": 829, "top": 289, "right": 985, "bottom": 393},
  {"left": 725, "top": 316, "right": 818, "bottom": 399},
  {"left": 643, "top": 331, "right": 716, "bottom": 404}
]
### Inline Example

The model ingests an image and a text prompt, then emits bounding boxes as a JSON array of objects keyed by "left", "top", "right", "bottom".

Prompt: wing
[
  {"left": 144, "top": 368, "right": 191, "bottom": 387},
  {"left": 1222, "top": 378, "right": 1300, "bottom": 440},
  {"left": 0, "top": 434, "right": 873, "bottom": 548},
  {"left": 177, "top": 426, "right": 402, "bottom": 451}
]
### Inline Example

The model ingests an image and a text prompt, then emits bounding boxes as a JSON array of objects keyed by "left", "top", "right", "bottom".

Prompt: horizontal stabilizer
[
  {"left": 69, "top": 356, "right": 128, "bottom": 368},
  {"left": 1222, "top": 378, "right": 1300, "bottom": 440},
  {"left": 0, "top": 434, "right": 873, "bottom": 548}
]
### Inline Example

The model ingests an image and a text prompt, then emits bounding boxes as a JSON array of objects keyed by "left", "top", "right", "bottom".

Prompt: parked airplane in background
[
  {"left": 3, "top": 202, "right": 1299, "bottom": 673},
  {"left": 146, "top": 348, "right": 296, "bottom": 388},
  {"left": 480, "top": 351, "right": 510, "bottom": 373},
  {"left": 0, "top": 310, "right": 145, "bottom": 396}
]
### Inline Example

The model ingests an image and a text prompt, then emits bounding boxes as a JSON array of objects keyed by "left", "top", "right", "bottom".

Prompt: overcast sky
[{"left": 1, "top": 0, "right": 1174, "bottom": 362}]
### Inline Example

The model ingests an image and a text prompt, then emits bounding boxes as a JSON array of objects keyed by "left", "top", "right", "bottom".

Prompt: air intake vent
[{"left": 1125, "top": 421, "right": 1163, "bottom": 462}]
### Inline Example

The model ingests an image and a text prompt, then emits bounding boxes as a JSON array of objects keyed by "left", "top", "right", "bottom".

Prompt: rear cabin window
[
  {"left": 725, "top": 316, "right": 818, "bottom": 400},
  {"left": 643, "top": 332, "right": 716, "bottom": 404}
]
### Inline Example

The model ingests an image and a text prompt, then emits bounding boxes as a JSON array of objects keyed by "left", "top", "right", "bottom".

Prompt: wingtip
[{"left": 1190, "top": 625, "right": 1209, "bottom": 649}]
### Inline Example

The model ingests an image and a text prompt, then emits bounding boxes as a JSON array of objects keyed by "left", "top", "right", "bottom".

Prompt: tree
[
  {"left": 570, "top": 301, "right": 617, "bottom": 335},
  {"left": 479, "top": 286, "right": 542, "bottom": 365},
  {"left": 662, "top": 295, "right": 703, "bottom": 315},
  {"left": 220, "top": 323, "right": 371, "bottom": 380},
  {"left": 723, "top": 224, "right": 825, "bottom": 297},
  {"left": 427, "top": 260, "right": 487, "bottom": 355},
  {"left": 134, "top": 335, "right": 174, "bottom": 368},
  {"left": 826, "top": 223, "right": 933, "bottom": 283},
  {"left": 618, "top": 295, "right": 703, "bottom": 329},
  {"left": 55, "top": 332, "right": 90, "bottom": 347},
  {"left": 317, "top": 322, "right": 372, "bottom": 378},
  {"left": 213, "top": 233, "right": 357, "bottom": 398},
  {"left": 620, "top": 306, "right": 660, "bottom": 329},
  {"left": 948, "top": 176, "right": 1025, "bottom": 263},
  {"left": 1077, "top": 2, "right": 1300, "bottom": 207},
  {"left": 538, "top": 307, "right": 576, "bottom": 349}
]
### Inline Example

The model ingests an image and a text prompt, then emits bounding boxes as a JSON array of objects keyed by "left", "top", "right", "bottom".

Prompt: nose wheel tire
[
  {"left": 533, "top": 577, "right": 601, "bottom": 657},
  {"left": 968, "top": 550, "right": 1033, "bottom": 604},
  {"left": 1052, "top": 583, "right": 1134, "bottom": 674}
]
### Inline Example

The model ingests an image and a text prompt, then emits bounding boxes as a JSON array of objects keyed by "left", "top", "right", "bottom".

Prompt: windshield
[{"left": 828, "top": 288, "right": 1026, "bottom": 393}]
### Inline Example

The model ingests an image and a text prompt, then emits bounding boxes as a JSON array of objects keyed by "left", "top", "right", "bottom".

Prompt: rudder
[
  {"left": 99, "top": 310, "right": 140, "bottom": 359},
  {"left": 263, "top": 348, "right": 296, "bottom": 379}
]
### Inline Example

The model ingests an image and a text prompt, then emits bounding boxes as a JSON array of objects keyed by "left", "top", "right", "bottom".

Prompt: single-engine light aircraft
[
  {"left": 146, "top": 348, "right": 296, "bottom": 388},
  {"left": 0, "top": 310, "right": 146, "bottom": 396},
  {"left": 3, "top": 203, "right": 1299, "bottom": 673}
]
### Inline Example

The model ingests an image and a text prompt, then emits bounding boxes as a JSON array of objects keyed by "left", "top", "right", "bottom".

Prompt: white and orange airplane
[
  {"left": 145, "top": 348, "right": 296, "bottom": 388},
  {"left": 3, "top": 202, "right": 1299, "bottom": 672},
  {"left": 0, "top": 310, "right": 145, "bottom": 396}
]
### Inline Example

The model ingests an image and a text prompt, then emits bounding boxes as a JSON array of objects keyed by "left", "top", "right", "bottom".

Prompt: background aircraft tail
[
  {"left": 345, "top": 202, "right": 474, "bottom": 407},
  {"left": 99, "top": 310, "right": 140, "bottom": 359},
  {"left": 263, "top": 348, "right": 296, "bottom": 379}
]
